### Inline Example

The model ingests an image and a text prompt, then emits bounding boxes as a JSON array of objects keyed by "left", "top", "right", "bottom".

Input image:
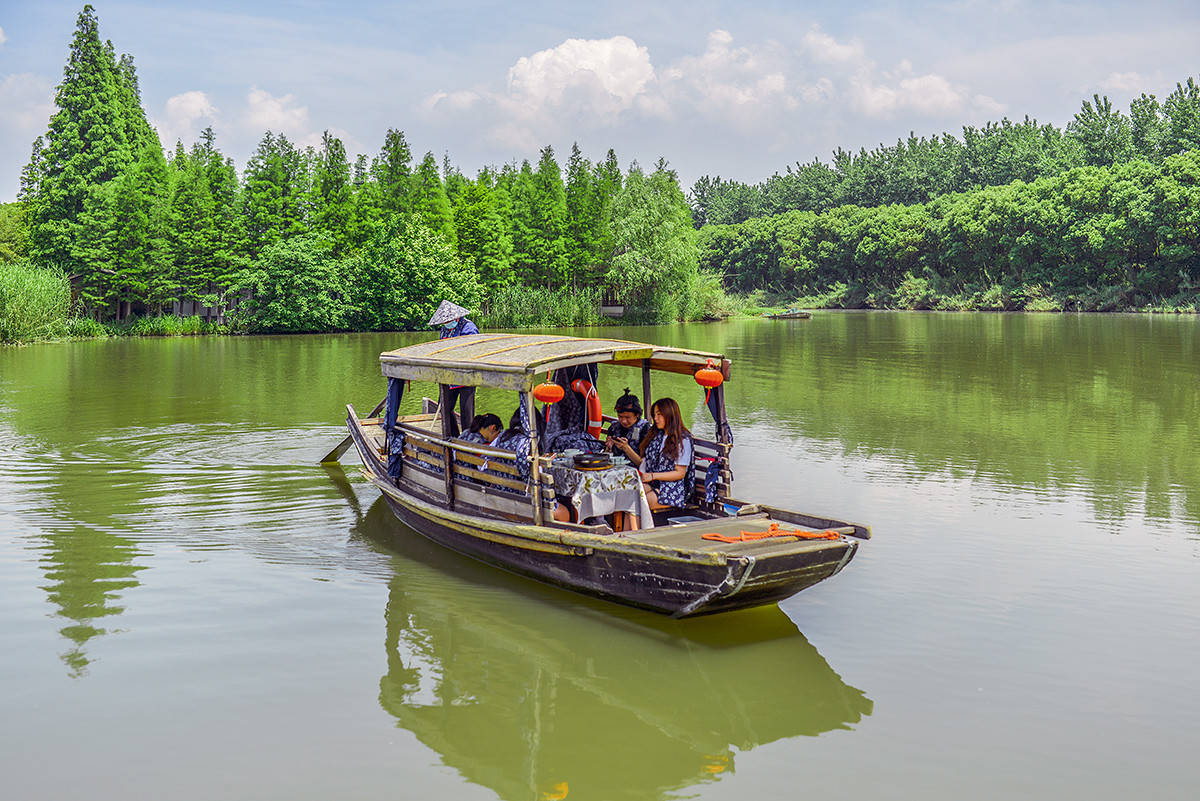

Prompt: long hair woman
[{"left": 637, "top": 397, "right": 695, "bottom": 510}]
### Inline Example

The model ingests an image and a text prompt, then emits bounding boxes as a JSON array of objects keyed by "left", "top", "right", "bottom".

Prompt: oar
[{"left": 319, "top": 397, "right": 386, "bottom": 464}]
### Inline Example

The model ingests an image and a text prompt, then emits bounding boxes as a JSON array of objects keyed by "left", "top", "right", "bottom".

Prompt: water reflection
[
  {"left": 352, "top": 498, "right": 872, "bottom": 801},
  {"left": 35, "top": 525, "right": 145, "bottom": 677},
  {"left": 633, "top": 314, "right": 1200, "bottom": 530}
]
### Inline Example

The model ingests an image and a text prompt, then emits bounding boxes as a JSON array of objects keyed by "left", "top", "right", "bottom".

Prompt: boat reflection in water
[{"left": 351, "top": 493, "right": 873, "bottom": 801}]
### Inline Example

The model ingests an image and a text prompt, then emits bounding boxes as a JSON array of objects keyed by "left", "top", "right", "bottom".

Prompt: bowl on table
[{"left": 572, "top": 453, "right": 612, "bottom": 471}]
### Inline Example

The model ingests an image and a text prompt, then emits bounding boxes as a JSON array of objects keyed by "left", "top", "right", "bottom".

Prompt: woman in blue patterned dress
[
  {"left": 635, "top": 397, "right": 695, "bottom": 510},
  {"left": 492, "top": 403, "right": 571, "bottom": 522},
  {"left": 460, "top": 413, "right": 503, "bottom": 445}
]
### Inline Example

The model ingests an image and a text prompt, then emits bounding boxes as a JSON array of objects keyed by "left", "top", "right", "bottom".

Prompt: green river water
[{"left": 1, "top": 313, "right": 1197, "bottom": 800}]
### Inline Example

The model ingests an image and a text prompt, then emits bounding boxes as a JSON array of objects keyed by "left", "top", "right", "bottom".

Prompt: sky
[{"left": 1, "top": 0, "right": 1199, "bottom": 202}]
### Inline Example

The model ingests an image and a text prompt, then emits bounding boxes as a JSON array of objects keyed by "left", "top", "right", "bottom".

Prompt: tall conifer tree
[
  {"left": 411, "top": 151, "right": 455, "bottom": 244},
  {"left": 454, "top": 168, "right": 513, "bottom": 292},
  {"left": 310, "top": 131, "right": 354, "bottom": 257},
  {"left": 24, "top": 5, "right": 152, "bottom": 315},
  {"left": 372, "top": 128, "right": 413, "bottom": 217},
  {"left": 243, "top": 131, "right": 309, "bottom": 259},
  {"left": 530, "top": 146, "right": 569, "bottom": 286}
]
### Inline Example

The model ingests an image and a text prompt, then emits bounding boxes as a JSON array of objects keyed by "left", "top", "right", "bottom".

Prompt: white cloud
[
  {"left": 0, "top": 25, "right": 8, "bottom": 47},
  {"left": 851, "top": 72, "right": 971, "bottom": 117},
  {"left": 1099, "top": 71, "right": 1147, "bottom": 93},
  {"left": 245, "top": 87, "right": 310, "bottom": 135},
  {"left": 422, "top": 35, "right": 661, "bottom": 148},
  {"left": 802, "top": 27, "right": 867, "bottom": 66},
  {"left": 152, "top": 90, "right": 219, "bottom": 148},
  {"left": 664, "top": 29, "right": 797, "bottom": 117},
  {"left": 507, "top": 35, "right": 655, "bottom": 115},
  {"left": 422, "top": 90, "right": 482, "bottom": 113},
  {"left": 972, "top": 94, "right": 1007, "bottom": 115},
  {"left": 419, "top": 26, "right": 1004, "bottom": 168},
  {"left": 0, "top": 73, "right": 55, "bottom": 133}
]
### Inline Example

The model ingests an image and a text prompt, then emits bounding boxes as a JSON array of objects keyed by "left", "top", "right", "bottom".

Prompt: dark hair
[
  {"left": 640, "top": 397, "right": 690, "bottom": 461},
  {"left": 614, "top": 388, "right": 642, "bottom": 417},
  {"left": 469, "top": 413, "right": 502, "bottom": 434},
  {"left": 503, "top": 403, "right": 545, "bottom": 440}
]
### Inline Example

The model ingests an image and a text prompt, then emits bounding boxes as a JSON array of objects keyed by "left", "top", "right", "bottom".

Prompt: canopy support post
[
  {"left": 642, "top": 359, "right": 652, "bottom": 413},
  {"left": 526, "top": 390, "right": 543, "bottom": 526}
]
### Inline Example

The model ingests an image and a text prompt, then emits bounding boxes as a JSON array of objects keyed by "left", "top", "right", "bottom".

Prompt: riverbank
[
  {"left": 788, "top": 279, "right": 1200, "bottom": 313},
  {"left": 8, "top": 299, "right": 1200, "bottom": 346}
]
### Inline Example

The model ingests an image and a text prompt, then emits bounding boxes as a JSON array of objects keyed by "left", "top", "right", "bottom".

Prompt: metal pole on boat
[
  {"left": 641, "top": 358, "right": 652, "bottom": 410},
  {"left": 526, "top": 390, "right": 543, "bottom": 526}
]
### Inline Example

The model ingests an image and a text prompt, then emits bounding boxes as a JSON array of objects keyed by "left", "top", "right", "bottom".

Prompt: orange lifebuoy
[{"left": 570, "top": 379, "right": 603, "bottom": 439}]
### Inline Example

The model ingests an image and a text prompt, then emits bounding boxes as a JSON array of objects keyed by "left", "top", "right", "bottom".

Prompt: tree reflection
[
  {"left": 37, "top": 525, "right": 145, "bottom": 677},
  {"left": 351, "top": 498, "right": 872, "bottom": 801}
]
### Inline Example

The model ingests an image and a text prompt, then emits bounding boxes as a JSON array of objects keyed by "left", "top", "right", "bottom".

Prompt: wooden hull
[
  {"left": 348, "top": 414, "right": 859, "bottom": 617},
  {"left": 767, "top": 311, "right": 812, "bottom": 319}
]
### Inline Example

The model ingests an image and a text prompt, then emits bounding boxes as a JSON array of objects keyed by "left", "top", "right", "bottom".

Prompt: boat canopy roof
[{"left": 380, "top": 333, "right": 728, "bottom": 391}]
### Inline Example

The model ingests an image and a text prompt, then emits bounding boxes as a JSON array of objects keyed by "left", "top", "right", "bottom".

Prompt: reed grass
[
  {"left": 477, "top": 285, "right": 607, "bottom": 328},
  {"left": 0, "top": 261, "right": 72, "bottom": 343}
]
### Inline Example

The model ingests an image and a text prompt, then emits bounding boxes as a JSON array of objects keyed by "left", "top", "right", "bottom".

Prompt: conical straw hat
[{"left": 428, "top": 299, "right": 470, "bottom": 327}]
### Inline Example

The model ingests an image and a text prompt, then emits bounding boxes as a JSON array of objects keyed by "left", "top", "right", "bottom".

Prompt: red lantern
[
  {"left": 532, "top": 381, "right": 565, "bottom": 404},
  {"left": 694, "top": 360, "right": 724, "bottom": 389},
  {"left": 694, "top": 360, "right": 724, "bottom": 404}
]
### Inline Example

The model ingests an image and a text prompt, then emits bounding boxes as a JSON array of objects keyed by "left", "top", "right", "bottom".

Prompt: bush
[
  {"left": 0, "top": 261, "right": 72, "bottom": 342},
  {"left": 894, "top": 275, "right": 938, "bottom": 310},
  {"left": 126, "top": 314, "right": 186, "bottom": 336},
  {"left": 64, "top": 316, "right": 110, "bottom": 338},
  {"left": 346, "top": 216, "right": 481, "bottom": 331},
  {"left": 240, "top": 235, "right": 347, "bottom": 332}
]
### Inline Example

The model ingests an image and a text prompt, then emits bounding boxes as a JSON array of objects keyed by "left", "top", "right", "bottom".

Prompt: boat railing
[
  {"left": 392, "top": 420, "right": 556, "bottom": 523},
  {"left": 691, "top": 437, "right": 733, "bottom": 507}
]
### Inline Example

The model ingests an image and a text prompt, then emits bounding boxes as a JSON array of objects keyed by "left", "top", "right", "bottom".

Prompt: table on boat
[{"left": 547, "top": 462, "right": 655, "bottom": 529}]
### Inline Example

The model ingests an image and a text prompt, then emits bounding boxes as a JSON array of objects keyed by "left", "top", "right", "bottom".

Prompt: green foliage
[
  {"left": 691, "top": 75, "right": 1200, "bottom": 226},
  {"left": 1069, "top": 94, "right": 1134, "bottom": 166},
  {"left": 64, "top": 316, "right": 110, "bottom": 338},
  {"left": 23, "top": 5, "right": 159, "bottom": 316},
  {"left": 0, "top": 203, "right": 31, "bottom": 262},
  {"left": 23, "top": 7, "right": 1197, "bottom": 334},
  {"left": 309, "top": 131, "right": 355, "bottom": 257},
  {"left": 703, "top": 150, "right": 1200, "bottom": 313},
  {"left": 453, "top": 170, "right": 513, "bottom": 292},
  {"left": 0, "top": 261, "right": 73, "bottom": 342},
  {"left": 610, "top": 161, "right": 703, "bottom": 322},
  {"left": 411, "top": 152, "right": 455, "bottom": 244},
  {"left": 239, "top": 235, "right": 346, "bottom": 332},
  {"left": 242, "top": 131, "right": 309, "bottom": 259},
  {"left": 346, "top": 215, "right": 481, "bottom": 331},
  {"left": 371, "top": 128, "right": 413, "bottom": 217}
]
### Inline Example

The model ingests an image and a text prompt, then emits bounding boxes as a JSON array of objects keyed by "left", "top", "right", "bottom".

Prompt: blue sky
[{"left": 2, "top": 1, "right": 1199, "bottom": 202}]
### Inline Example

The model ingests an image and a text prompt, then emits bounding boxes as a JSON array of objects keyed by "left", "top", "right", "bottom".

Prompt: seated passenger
[
  {"left": 492, "top": 408, "right": 533, "bottom": 482},
  {"left": 493, "top": 406, "right": 572, "bottom": 523},
  {"left": 606, "top": 388, "right": 651, "bottom": 457},
  {"left": 635, "top": 397, "right": 695, "bottom": 511},
  {"left": 461, "top": 413, "right": 503, "bottom": 445}
]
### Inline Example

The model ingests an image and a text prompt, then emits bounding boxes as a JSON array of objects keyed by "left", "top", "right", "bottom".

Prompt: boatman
[{"left": 429, "top": 299, "right": 479, "bottom": 437}]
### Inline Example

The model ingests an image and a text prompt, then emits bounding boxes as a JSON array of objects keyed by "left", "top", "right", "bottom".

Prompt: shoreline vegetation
[{"left": 3, "top": 5, "right": 1200, "bottom": 344}]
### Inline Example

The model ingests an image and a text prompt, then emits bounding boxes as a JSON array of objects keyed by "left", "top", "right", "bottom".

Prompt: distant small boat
[{"left": 766, "top": 309, "right": 812, "bottom": 319}]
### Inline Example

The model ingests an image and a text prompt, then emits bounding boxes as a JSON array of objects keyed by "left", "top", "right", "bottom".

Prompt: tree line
[
  {"left": 691, "top": 80, "right": 1200, "bottom": 227},
  {"left": 10, "top": 6, "right": 713, "bottom": 332},
  {"left": 699, "top": 149, "right": 1200, "bottom": 311}
]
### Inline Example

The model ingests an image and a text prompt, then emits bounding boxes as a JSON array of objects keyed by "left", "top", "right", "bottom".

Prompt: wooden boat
[
  {"left": 342, "top": 333, "right": 868, "bottom": 617},
  {"left": 766, "top": 309, "right": 812, "bottom": 319}
]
